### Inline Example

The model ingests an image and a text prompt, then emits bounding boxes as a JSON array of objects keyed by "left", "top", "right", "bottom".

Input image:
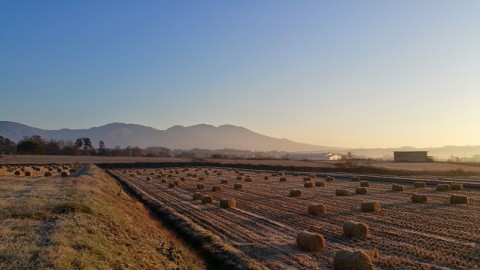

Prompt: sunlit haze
[{"left": 1, "top": 1, "right": 479, "bottom": 148}]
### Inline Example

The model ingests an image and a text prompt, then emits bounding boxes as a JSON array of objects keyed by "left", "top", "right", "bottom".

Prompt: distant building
[
  {"left": 393, "top": 151, "right": 428, "bottom": 162},
  {"left": 327, "top": 153, "right": 343, "bottom": 161}
]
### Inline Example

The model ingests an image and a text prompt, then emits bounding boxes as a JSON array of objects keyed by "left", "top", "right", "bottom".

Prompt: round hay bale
[
  {"left": 168, "top": 183, "right": 175, "bottom": 189},
  {"left": 14, "top": 170, "right": 22, "bottom": 176},
  {"left": 450, "top": 195, "right": 468, "bottom": 204},
  {"left": 335, "top": 189, "right": 349, "bottom": 196},
  {"left": 236, "top": 176, "right": 242, "bottom": 181},
  {"left": 217, "top": 172, "right": 223, "bottom": 176},
  {"left": 197, "top": 183, "right": 206, "bottom": 190},
  {"left": 296, "top": 231, "right": 326, "bottom": 252},
  {"left": 201, "top": 195, "right": 213, "bottom": 204},
  {"left": 289, "top": 189, "right": 302, "bottom": 197},
  {"left": 279, "top": 177, "right": 287, "bottom": 182},
  {"left": 244, "top": 177, "right": 253, "bottom": 182},
  {"left": 315, "top": 181, "right": 325, "bottom": 187},
  {"left": 392, "top": 184, "right": 404, "bottom": 192},
  {"left": 61, "top": 171, "right": 70, "bottom": 177},
  {"left": 174, "top": 180, "right": 182, "bottom": 186},
  {"left": 211, "top": 185, "right": 222, "bottom": 192},
  {"left": 220, "top": 198, "right": 237, "bottom": 209},
  {"left": 146, "top": 176, "right": 152, "bottom": 181},
  {"left": 161, "top": 179, "right": 167, "bottom": 183},
  {"left": 308, "top": 204, "right": 326, "bottom": 215},
  {"left": 24, "top": 171, "right": 32, "bottom": 177},
  {"left": 326, "top": 176, "right": 335, "bottom": 182},
  {"left": 414, "top": 181, "right": 426, "bottom": 188},
  {"left": 355, "top": 187, "right": 368, "bottom": 195},
  {"left": 436, "top": 184, "right": 451, "bottom": 192},
  {"left": 180, "top": 177, "right": 186, "bottom": 181},
  {"left": 44, "top": 171, "right": 53, "bottom": 177},
  {"left": 361, "top": 202, "right": 381, "bottom": 212},
  {"left": 304, "top": 182, "right": 314, "bottom": 188},
  {"left": 343, "top": 221, "right": 369, "bottom": 238},
  {"left": 450, "top": 183, "right": 463, "bottom": 190},
  {"left": 130, "top": 173, "right": 136, "bottom": 177},
  {"left": 264, "top": 176, "right": 269, "bottom": 180},
  {"left": 333, "top": 250, "right": 375, "bottom": 270},
  {"left": 234, "top": 183, "right": 243, "bottom": 190},
  {"left": 351, "top": 176, "right": 361, "bottom": 182},
  {"left": 192, "top": 192, "right": 203, "bottom": 200},
  {"left": 360, "top": 181, "right": 369, "bottom": 187},
  {"left": 411, "top": 194, "right": 428, "bottom": 203},
  {"left": 220, "top": 179, "right": 229, "bottom": 184}
]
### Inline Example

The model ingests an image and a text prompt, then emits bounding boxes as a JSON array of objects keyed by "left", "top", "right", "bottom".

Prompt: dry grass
[
  {"left": 414, "top": 181, "right": 426, "bottom": 188},
  {"left": 0, "top": 165, "right": 204, "bottom": 270},
  {"left": 296, "top": 231, "right": 326, "bottom": 252},
  {"left": 333, "top": 250, "right": 375, "bottom": 270},
  {"left": 335, "top": 189, "right": 349, "bottom": 196},
  {"left": 307, "top": 204, "right": 326, "bottom": 215},
  {"left": 343, "top": 221, "right": 369, "bottom": 238},
  {"left": 355, "top": 187, "right": 368, "bottom": 195},
  {"left": 219, "top": 198, "right": 236, "bottom": 209},
  {"left": 436, "top": 184, "right": 451, "bottom": 192},
  {"left": 289, "top": 189, "right": 302, "bottom": 197},
  {"left": 450, "top": 195, "right": 468, "bottom": 204},
  {"left": 392, "top": 184, "right": 404, "bottom": 192},
  {"left": 360, "top": 202, "right": 381, "bottom": 212},
  {"left": 411, "top": 194, "right": 428, "bottom": 204}
]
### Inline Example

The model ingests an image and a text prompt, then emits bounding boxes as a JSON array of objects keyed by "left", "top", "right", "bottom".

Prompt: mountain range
[
  {"left": 1, "top": 121, "right": 479, "bottom": 159},
  {"left": 0, "top": 121, "right": 335, "bottom": 152}
]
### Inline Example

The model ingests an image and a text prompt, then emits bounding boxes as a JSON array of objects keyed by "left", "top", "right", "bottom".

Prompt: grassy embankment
[{"left": 0, "top": 165, "right": 204, "bottom": 270}]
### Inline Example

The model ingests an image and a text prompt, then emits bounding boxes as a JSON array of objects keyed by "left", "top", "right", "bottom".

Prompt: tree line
[{"left": 0, "top": 135, "right": 171, "bottom": 157}]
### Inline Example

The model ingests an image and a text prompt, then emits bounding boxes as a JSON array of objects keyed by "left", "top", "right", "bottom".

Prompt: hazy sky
[{"left": 1, "top": 1, "right": 479, "bottom": 148}]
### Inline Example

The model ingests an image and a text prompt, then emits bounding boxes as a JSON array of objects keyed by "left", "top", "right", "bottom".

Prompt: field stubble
[{"left": 111, "top": 167, "right": 480, "bottom": 269}]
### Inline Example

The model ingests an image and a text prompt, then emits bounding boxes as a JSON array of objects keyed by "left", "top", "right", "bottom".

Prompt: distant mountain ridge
[
  {"left": 1, "top": 121, "right": 478, "bottom": 159},
  {"left": 0, "top": 121, "right": 336, "bottom": 152}
]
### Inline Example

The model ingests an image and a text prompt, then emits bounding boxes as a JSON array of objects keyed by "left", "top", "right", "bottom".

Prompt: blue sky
[{"left": 1, "top": 1, "right": 479, "bottom": 148}]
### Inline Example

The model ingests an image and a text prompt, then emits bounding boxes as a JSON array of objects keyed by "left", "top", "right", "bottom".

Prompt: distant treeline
[
  {"left": 0, "top": 135, "right": 292, "bottom": 159},
  {"left": 0, "top": 135, "right": 171, "bottom": 157}
]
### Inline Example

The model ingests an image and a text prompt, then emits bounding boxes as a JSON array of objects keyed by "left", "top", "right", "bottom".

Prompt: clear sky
[{"left": 1, "top": 1, "right": 479, "bottom": 148}]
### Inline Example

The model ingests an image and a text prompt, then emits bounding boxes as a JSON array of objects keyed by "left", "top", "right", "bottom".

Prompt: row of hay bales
[
  {"left": 0, "top": 164, "right": 77, "bottom": 178},
  {"left": 192, "top": 192, "right": 237, "bottom": 208},
  {"left": 297, "top": 220, "right": 376, "bottom": 269}
]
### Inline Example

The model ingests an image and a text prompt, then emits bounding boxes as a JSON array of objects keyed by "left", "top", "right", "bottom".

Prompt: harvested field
[{"left": 110, "top": 166, "right": 480, "bottom": 269}]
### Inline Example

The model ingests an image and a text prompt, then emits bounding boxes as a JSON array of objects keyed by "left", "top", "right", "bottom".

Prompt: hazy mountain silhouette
[{"left": 0, "top": 121, "right": 337, "bottom": 151}]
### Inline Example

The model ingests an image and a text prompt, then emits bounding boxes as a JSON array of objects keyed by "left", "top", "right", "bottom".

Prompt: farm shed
[{"left": 393, "top": 151, "right": 428, "bottom": 162}]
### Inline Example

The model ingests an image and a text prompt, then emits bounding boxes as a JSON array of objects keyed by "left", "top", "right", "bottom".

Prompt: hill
[{"left": 0, "top": 121, "right": 334, "bottom": 152}]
